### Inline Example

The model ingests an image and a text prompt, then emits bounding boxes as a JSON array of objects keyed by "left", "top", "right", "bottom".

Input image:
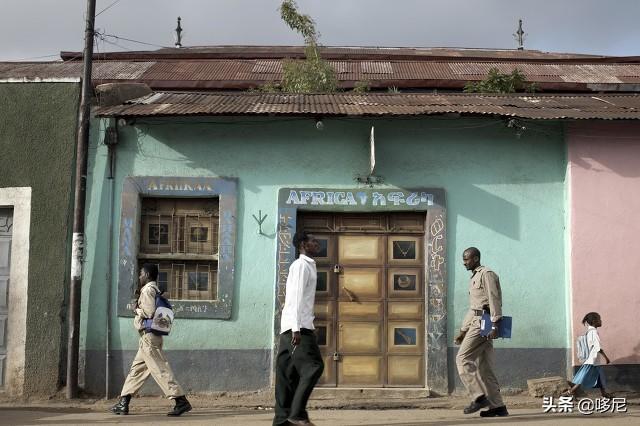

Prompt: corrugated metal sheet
[
  {"left": 3, "top": 59, "right": 640, "bottom": 89},
  {"left": 0, "top": 61, "right": 154, "bottom": 80},
  {"left": 361, "top": 62, "right": 393, "bottom": 74},
  {"left": 95, "top": 92, "right": 640, "bottom": 120},
  {"left": 64, "top": 46, "right": 614, "bottom": 62},
  {"left": 252, "top": 60, "right": 283, "bottom": 74}
]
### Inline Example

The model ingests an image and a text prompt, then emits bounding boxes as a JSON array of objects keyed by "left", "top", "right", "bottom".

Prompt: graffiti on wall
[
  {"left": 426, "top": 210, "right": 447, "bottom": 391},
  {"left": 276, "top": 211, "right": 295, "bottom": 313}
]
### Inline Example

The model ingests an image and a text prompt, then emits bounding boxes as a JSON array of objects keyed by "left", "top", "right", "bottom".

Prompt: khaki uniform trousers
[
  {"left": 120, "top": 331, "right": 185, "bottom": 398},
  {"left": 456, "top": 318, "right": 504, "bottom": 408}
]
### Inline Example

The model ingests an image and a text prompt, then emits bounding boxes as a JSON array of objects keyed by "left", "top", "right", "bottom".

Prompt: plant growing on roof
[
  {"left": 464, "top": 68, "right": 536, "bottom": 93},
  {"left": 353, "top": 80, "right": 371, "bottom": 93},
  {"left": 260, "top": 0, "right": 338, "bottom": 93}
]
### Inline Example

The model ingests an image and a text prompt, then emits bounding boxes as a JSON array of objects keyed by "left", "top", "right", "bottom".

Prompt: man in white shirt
[{"left": 273, "top": 231, "right": 324, "bottom": 426}]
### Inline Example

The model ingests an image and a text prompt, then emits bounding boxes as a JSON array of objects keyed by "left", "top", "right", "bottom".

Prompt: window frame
[{"left": 117, "top": 176, "right": 237, "bottom": 319}]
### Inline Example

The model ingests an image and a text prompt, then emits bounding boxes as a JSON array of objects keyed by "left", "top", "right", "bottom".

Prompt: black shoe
[
  {"left": 167, "top": 395, "right": 192, "bottom": 416},
  {"left": 110, "top": 395, "right": 131, "bottom": 415},
  {"left": 480, "top": 406, "right": 509, "bottom": 417},
  {"left": 463, "top": 395, "right": 490, "bottom": 414},
  {"left": 287, "top": 419, "right": 315, "bottom": 426}
]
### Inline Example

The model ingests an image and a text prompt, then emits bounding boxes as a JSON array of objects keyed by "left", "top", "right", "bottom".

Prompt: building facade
[
  {"left": 0, "top": 82, "right": 79, "bottom": 396},
  {"left": 81, "top": 114, "right": 570, "bottom": 395},
  {"left": 2, "top": 46, "right": 640, "bottom": 397}
]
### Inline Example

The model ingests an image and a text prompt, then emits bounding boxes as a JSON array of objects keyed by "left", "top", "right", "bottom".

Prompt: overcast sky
[{"left": 2, "top": 0, "right": 639, "bottom": 61}]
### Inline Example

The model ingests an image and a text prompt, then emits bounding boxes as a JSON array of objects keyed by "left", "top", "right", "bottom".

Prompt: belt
[
  {"left": 472, "top": 309, "right": 485, "bottom": 316},
  {"left": 282, "top": 328, "right": 314, "bottom": 336}
]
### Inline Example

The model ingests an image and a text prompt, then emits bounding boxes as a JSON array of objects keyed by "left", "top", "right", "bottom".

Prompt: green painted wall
[
  {"left": 0, "top": 82, "right": 79, "bottom": 395},
  {"left": 82, "top": 116, "right": 567, "bottom": 356}
]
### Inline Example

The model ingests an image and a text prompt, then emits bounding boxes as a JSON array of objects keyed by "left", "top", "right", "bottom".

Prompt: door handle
[
  {"left": 343, "top": 286, "right": 357, "bottom": 302},
  {"left": 333, "top": 352, "right": 341, "bottom": 361}
]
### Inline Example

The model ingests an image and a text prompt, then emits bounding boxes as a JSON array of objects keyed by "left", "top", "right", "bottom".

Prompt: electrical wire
[
  {"left": 96, "top": 30, "right": 131, "bottom": 52},
  {"left": 7, "top": 53, "right": 61, "bottom": 61},
  {"left": 5, "top": 0, "right": 124, "bottom": 62},
  {"left": 96, "top": 0, "right": 123, "bottom": 17},
  {"left": 98, "top": 31, "right": 169, "bottom": 49}
]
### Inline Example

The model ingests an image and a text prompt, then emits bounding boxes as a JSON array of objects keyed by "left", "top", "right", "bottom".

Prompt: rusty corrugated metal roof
[
  {"left": 95, "top": 92, "right": 640, "bottom": 120},
  {"left": 3, "top": 59, "right": 640, "bottom": 91},
  {"left": 62, "top": 46, "right": 627, "bottom": 62},
  {"left": 0, "top": 61, "right": 154, "bottom": 80}
]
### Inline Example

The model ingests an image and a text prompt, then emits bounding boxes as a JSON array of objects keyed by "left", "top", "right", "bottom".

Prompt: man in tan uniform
[
  {"left": 110, "top": 263, "right": 191, "bottom": 416},
  {"left": 454, "top": 247, "right": 508, "bottom": 417}
]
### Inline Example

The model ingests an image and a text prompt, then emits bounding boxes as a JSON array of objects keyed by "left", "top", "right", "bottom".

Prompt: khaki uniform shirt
[
  {"left": 133, "top": 281, "right": 159, "bottom": 331},
  {"left": 461, "top": 266, "right": 503, "bottom": 332}
]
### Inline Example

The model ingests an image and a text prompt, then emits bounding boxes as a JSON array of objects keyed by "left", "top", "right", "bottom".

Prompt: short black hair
[
  {"left": 464, "top": 247, "right": 481, "bottom": 259},
  {"left": 142, "top": 263, "right": 159, "bottom": 281},
  {"left": 293, "top": 231, "right": 311, "bottom": 251},
  {"left": 582, "top": 312, "right": 600, "bottom": 326}
]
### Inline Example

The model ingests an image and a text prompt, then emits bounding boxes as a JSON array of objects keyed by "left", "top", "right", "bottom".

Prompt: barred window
[{"left": 139, "top": 198, "right": 219, "bottom": 301}]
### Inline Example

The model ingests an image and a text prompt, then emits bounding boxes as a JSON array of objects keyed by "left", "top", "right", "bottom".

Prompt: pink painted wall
[{"left": 568, "top": 122, "right": 640, "bottom": 365}]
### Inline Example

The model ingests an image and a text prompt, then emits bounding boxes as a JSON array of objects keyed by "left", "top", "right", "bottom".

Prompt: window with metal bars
[{"left": 139, "top": 198, "right": 219, "bottom": 301}]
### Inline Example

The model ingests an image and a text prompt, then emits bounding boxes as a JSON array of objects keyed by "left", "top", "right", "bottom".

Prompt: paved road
[{"left": 0, "top": 407, "right": 638, "bottom": 425}]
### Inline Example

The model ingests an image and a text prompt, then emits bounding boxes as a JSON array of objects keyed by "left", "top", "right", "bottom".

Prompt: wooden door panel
[
  {"left": 388, "top": 301, "right": 423, "bottom": 320},
  {"left": 313, "top": 321, "right": 333, "bottom": 349},
  {"left": 0, "top": 210, "right": 10, "bottom": 389},
  {"left": 388, "top": 236, "right": 423, "bottom": 265},
  {"left": 315, "top": 267, "right": 335, "bottom": 298},
  {"left": 338, "top": 236, "right": 384, "bottom": 265},
  {"left": 0, "top": 240, "right": 11, "bottom": 270},
  {"left": 338, "top": 322, "right": 382, "bottom": 353},
  {"left": 389, "top": 214, "right": 425, "bottom": 233},
  {"left": 0, "top": 316, "right": 5, "bottom": 347},
  {"left": 339, "top": 268, "right": 382, "bottom": 300},
  {"left": 300, "top": 213, "right": 428, "bottom": 388},
  {"left": 299, "top": 214, "right": 334, "bottom": 233},
  {"left": 0, "top": 278, "right": 7, "bottom": 309},
  {"left": 338, "top": 356, "right": 383, "bottom": 386},
  {"left": 336, "top": 214, "right": 386, "bottom": 232},
  {"left": 318, "top": 355, "right": 336, "bottom": 386},
  {"left": 387, "top": 268, "right": 423, "bottom": 299},
  {"left": 388, "top": 321, "right": 423, "bottom": 354},
  {"left": 313, "top": 234, "right": 336, "bottom": 264},
  {"left": 339, "top": 302, "right": 382, "bottom": 321},
  {"left": 314, "top": 301, "right": 334, "bottom": 321},
  {"left": 388, "top": 355, "right": 424, "bottom": 386}
]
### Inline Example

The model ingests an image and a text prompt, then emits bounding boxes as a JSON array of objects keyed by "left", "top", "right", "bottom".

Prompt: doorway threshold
[{"left": 311, "top": 388, "right": 431, "bottom": 400}]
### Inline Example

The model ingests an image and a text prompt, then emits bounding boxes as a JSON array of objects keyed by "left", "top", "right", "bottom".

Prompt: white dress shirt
[
  {"left": 583, "top": 325, "right": 603, "bottom": 365},
  {"left": 280, "top": 254, "right": 317, "bottom": 334}
]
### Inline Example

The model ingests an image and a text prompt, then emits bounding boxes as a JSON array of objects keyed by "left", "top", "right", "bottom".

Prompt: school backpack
[
  {"left": 576, "top": 331, "right": 591, "bottom": 362},
  {"left": 143, "top": 286, "right": 174, "bottom": 336}
]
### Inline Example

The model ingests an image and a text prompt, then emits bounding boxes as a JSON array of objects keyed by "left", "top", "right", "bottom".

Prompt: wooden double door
[{"left": 299, "top": 213, "right": 426, "bottom": 388}]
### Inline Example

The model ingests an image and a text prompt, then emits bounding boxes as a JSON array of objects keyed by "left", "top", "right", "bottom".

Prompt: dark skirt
[{"left": 572, "top": 364, "right": 606, "bottom": 388}]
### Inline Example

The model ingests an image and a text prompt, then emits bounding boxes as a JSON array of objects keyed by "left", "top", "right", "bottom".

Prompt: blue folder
[{"left": 480, "top": 313, "right": 512, "bottom": 338}]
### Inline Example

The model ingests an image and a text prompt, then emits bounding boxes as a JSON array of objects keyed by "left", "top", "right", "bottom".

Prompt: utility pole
[{"left": 67, "top": 0, "right": 96, "bottom": 399}]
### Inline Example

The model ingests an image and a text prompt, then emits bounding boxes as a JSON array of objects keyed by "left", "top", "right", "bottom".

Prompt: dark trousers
[{"left": 273, "top": 330, "right": 324, "bottom": 425}]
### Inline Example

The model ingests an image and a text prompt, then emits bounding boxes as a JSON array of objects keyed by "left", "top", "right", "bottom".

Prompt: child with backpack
[{"left": 563, "top": 312, "right": 613, "bottom": 398}]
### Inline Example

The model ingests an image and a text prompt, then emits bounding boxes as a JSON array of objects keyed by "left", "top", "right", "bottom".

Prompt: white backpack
[
  {"left": 142, "top": 286, "right": 174, "bottom": 335},
  {"left": 576, "top": 330, "right": 592, "bottom": 362}
]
